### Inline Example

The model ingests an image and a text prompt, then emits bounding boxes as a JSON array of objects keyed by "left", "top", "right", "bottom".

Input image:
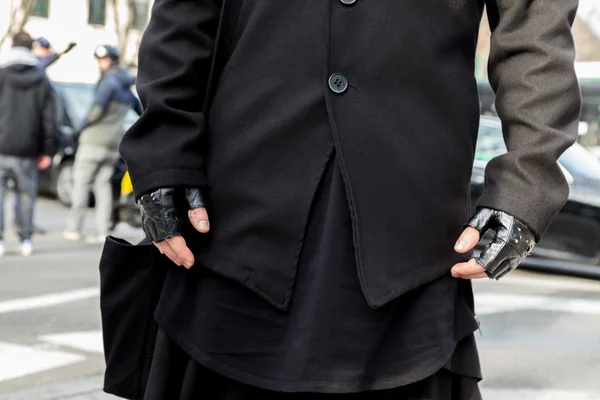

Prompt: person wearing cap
[
  {"left": 32, "top": 37, "right": 76, "bottom": 70},
  {"left": 63, "top": 45, "right": 141, "bottom": 243}
]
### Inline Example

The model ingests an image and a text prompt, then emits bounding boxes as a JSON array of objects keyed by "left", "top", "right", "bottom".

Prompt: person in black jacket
[
  {"left": 12, "top": 36, "right": 72, "bottom": 235},
  {"left": 0, "top": 31, "right": 57, "bottom": 257},
  {"left": 117, "top": 1, "right": 581, "bottom": 398}
]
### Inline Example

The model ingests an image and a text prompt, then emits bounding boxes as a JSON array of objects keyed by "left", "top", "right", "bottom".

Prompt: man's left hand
[
  {"left": 451, "top": 207, "right": 537, "bottom": 280},
  {"left": 37, "top": 155, "right": 52, "bottom": 170}
]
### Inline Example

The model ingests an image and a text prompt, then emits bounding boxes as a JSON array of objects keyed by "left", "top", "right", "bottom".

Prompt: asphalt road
[{"left": 1, "top": 196, "right": 600, "bottom": 399}]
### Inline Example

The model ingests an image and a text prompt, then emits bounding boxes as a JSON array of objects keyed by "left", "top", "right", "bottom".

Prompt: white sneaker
[
  {"left": 63, "top": 230, "right": 82, "bottom": 241},
  {"left": 19, "top": 240, "right": 33, "bottom": 257},
  {"left": 0, "top": 241, "right": 4, "bottom": 258}
]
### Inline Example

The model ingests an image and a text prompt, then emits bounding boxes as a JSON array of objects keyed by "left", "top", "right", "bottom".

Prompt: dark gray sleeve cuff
[{"left": 476, "top": 190, "right": 565, "bottom": 242}]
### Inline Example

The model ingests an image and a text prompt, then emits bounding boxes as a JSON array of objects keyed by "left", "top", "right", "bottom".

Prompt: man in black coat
[
  {"left": 0, "top": 31, "right": 57, "bottom": 258},
  {"left": 118, "top": 0, "right": 581, "bottom": 397}
]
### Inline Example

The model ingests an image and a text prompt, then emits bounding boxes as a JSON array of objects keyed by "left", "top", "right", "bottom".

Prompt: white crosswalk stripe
[
  {"left": 0, "top": 342, "right": 84, "bottom": 383},
  {"left": 39, "top": 331, "right": 104, "bottom": 354},
  {"left": 0, "top": 331, "right": 104, "bottom": 384},
  {"left": 475, "top": 292, "right": 600, "bottom": 315},
  {"left": 0, "top": 287, "right": 99, "bottom": 315}
]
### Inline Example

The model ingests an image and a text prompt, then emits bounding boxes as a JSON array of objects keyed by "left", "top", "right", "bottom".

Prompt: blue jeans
[{"left": 0, "top": 155, "right": 38, "bottom": 241}]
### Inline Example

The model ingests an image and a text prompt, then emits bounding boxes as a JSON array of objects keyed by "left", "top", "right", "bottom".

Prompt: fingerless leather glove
[
  {"left": 467, "top": 207, "right": 537, "bottom": 280},
  {"left": 137, "top": 187, "right": 206, "bottom": 242}
]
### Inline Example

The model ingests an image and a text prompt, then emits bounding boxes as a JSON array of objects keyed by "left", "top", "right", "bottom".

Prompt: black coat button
[
  {"left": 328, "top": 73, "right": 349, "bottom": 94},
  {"left": 340, "top": 0, "right": 357, "bottom": 4}
]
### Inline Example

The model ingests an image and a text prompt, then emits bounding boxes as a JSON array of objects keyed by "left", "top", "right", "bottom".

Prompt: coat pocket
[{"left": 99, "top": 236, "right": 168, "bottom": 400}]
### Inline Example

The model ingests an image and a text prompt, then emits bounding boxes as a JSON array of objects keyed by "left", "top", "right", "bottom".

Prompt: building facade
[{"left": 0, "top": 0, "right": 151, "bottom": 83}]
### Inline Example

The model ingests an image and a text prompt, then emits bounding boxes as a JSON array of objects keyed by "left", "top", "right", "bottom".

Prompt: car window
[
  {"left": 476, "top": 119, "right": 600, "bottom": 181},
  {"left": 475, "top": 122, "right": 506, "bottom": 162},
  {"left": 51, "top": 83, "right": 92, "bottom": 128},
  {"left": 55, "top": 83, "right": 95, "bottom": 126},
  {"left": 54, "top": 82, "right": 139, "bottom": 130}
]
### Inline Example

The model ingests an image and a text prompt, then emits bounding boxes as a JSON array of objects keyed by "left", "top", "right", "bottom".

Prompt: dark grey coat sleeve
[
  {"left": 119, "top": 0, "right": 221, "bottom": 198},
  {"left": 478, "top": 0, "right": 582, "bottom": 240},
  {"left": 41, "top": 80, "right": 58, "bottom": 157}
]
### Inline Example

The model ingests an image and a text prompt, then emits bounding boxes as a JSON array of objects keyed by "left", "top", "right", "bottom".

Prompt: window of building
[
  {"left": 88, "top": 0, "right": 106, "bottom": 25},
  {"left": 131, "top": 0, "right": 150, "bottom": 31},
  {"left": 31, "top": 0, "right": 50, "bottom": 18}
]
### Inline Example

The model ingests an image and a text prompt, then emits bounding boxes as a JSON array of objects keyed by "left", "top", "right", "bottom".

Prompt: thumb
[
  {"left": 188, "top": 207, "right": 210, "bottom": 233},
  {"left": 454, "top": 226, "right": 480, "bottom": 253}
]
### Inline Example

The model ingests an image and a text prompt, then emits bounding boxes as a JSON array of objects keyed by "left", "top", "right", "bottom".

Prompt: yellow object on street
[{"left": 121, "top": 171, "right": 133, "bottom": 196}]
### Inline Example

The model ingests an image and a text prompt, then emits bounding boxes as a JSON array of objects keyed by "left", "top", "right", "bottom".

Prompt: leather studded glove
[
  {"left": 466, "top": 207, "right": 537, "bottom": 280},
  {"left": 137, "top": 187, "right": 207, "bottom": 243}
]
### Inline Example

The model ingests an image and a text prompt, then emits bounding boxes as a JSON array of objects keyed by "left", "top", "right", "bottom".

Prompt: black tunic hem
[{"left": 156, "top": 312, "right": 469, "bottom": 394}]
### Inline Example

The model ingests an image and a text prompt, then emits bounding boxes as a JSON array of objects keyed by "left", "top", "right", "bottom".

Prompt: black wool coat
[{"left": 121, "top": 0, "right": 582, "bottom": 310}]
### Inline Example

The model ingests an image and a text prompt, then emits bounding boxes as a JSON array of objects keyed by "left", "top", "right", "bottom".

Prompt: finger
[
  {"left": 458, "top": 272, "right": 488, "bottom": 280},
  {"left": 153, "top": 241, "right": 182, "bottom": 267},
  {"left": 451, "top": 258, "right": 485, "bottom": 278},
  {"left": 153, "top": 241, "right": 165, "bottom": 255},
  {"left": 188, "top": 207, "right": 210, "bottom": 233},
  {"left": 454, "top": 226, "right": 481, "bottom": 253},
  {"left": 166, "top": 236, "right": 195, "bottom": 269}
]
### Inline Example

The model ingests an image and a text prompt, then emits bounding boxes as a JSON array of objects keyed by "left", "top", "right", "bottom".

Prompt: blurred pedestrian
[
  {"left": 11, "top": 37, "right": 75, "bottom": 234},
  {"left": 11, "top": 37, "right": 75, "bottom": 235},
  {"left": 63, "top": 45, "right": 142, "bottom": 244},
  {"left": 0, "top": 31, "right": 57, "bottom": 257},
  {"left": 32, "top": 37, "right": 77, "bottom": 70},
  {"left": 117, "top": 0, "right": 581, "bottom": 399}
]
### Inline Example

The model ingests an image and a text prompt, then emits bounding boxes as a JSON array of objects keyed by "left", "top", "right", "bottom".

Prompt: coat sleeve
[
  {"left": 119, "top": 0, "right": 221, "bottom": 198},
  {"left": 478, "top": 0, "right": 582, "bottom": 240},
  {"left": 81, "top": 79, "right": 114, "bottom": 129},
  {"left": 38, "top": 53, "right": 60, "bottom": 70},
  {"left": 41, "top": 81, "right": 58, "bottom": 157}
]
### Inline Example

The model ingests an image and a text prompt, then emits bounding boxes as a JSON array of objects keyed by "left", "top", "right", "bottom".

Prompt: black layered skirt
[
  {"left": 144, "top": 330, "right": 482, "bottom": 399},
  {"left": 142, "top": 153, "right": 483, "bottom": 399}
]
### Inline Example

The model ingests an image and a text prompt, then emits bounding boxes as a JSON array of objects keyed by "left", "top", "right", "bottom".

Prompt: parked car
[
  {"left": 589, "top": 146, "right": 600, "bottom": 161},
  {"left": 35, "top": 83, "right": 78, "bottom": 205},
  {"left": 473, "top": 116, "right": 600, "bottom": 277},
  {"left": 38, "top": 82, "right": 138, "bottom": 206},
  {"left": 479, "top": 79, "right": 600, "bottom": 152}
]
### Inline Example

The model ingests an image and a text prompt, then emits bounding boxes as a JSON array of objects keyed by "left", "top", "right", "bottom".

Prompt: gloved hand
[
  {"left": 61, "top": 42, "right": 77, "bottom": 55},
  {"left": 137, "top": 187, "right": 209, "bottom": 268},
  {"left": 451, "top": 207, "right": 537, "bottom": 280}
]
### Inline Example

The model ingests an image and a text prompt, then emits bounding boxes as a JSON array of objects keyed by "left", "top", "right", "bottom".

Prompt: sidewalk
[{"left": 0, "top": 376, "right": 115, "bottom": 400}]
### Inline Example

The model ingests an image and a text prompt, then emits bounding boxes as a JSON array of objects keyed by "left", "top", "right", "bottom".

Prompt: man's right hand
[
  {"left": 37, "top": 155, "right": 52, "bottom": 170},
  {"left": 137, "top": 187, "right": 209, "bottom": 269}
]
